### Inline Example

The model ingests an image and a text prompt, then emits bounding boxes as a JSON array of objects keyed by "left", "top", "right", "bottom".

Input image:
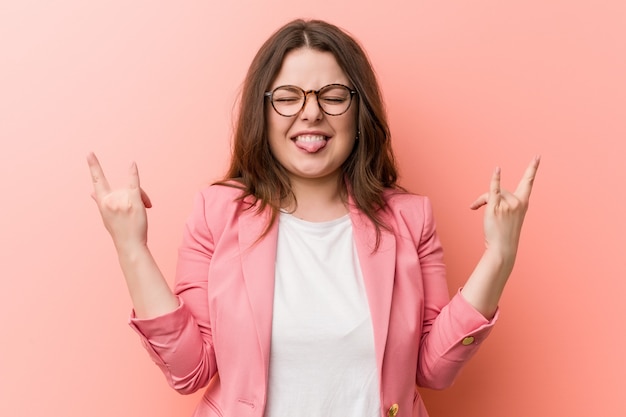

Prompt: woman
[{"left": 87, "top": 19, "right": 539, "bottom": 417}]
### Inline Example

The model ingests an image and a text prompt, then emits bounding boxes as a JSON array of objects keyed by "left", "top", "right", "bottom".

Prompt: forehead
[{"left": 271, "top": 48, "right": 349, "bottom": 89}]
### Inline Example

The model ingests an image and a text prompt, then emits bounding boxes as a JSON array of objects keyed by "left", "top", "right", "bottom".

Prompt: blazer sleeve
[
  {"left": 128, "top": 190, "right": 218, "bottom": 394},
  {"left": 415, "top": 196, "right": 498, "bottom": 390}
]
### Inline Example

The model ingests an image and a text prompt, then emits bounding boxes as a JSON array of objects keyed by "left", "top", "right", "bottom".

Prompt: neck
[{"left": 283, "top": 175, "right": 348, "bottom": 222}]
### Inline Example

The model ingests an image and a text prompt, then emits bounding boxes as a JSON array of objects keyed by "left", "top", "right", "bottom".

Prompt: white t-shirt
[{"left": 264, "top": 212, "right": 380, "bottom": 417}]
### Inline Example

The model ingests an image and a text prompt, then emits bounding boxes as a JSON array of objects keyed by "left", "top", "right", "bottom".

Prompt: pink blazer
[{"left": 130, "top": 184, "right": 496, "bottom": 417}]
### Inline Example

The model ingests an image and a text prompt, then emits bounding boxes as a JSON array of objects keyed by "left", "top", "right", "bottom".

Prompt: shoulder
[
  {"left": 189, "top": 182, "right": 250, "bottom": 226},
  {"left": 382, "top": 189, "right": 433, "bottom": 216},
  {"left": 197, "top": 181, "right": 246, "bottom": 206},
  {"left": 380, "top": 189, "right": 437, "bottom": 240}
]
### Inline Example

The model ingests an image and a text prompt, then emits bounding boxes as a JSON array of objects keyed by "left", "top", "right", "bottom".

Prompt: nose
[{"left": 300, "top": 91, "right": 323, "bottom": 120}]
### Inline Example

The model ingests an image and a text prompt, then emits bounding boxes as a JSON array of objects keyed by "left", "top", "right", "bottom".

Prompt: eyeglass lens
[{"left": 270, "top": 85, "right": 353, "bottom": 116}]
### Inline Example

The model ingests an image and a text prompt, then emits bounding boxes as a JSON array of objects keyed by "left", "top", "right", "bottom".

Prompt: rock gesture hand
[
  {"left": 470, "top": 155, "right": 541, "bottom": 262},
  {"left": 87, "top": 153, "right": 153, "bottom": 252}
]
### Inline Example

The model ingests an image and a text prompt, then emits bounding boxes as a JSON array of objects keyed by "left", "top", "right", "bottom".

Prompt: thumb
[
  {"left": 470, "top": 192, "right": 488, "bottom": 210},
  {"left": 140, "top": 188, "right": 153, "bottom": 208}
]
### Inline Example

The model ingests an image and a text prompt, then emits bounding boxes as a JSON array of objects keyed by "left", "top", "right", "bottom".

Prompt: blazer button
[
  {"left": 462, "top": 336, "right": 475, "bottom": 345},
  {"left": 388, "top": 403, "right": 399, "bottom": 417}
]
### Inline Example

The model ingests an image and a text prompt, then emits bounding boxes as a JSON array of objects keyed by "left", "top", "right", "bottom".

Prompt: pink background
[{"left": 1, "top": 1, "right": 625, "bottom": 416}]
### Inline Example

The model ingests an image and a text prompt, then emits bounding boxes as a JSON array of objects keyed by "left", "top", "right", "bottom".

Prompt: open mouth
[{"left": 293, "top": 134, "right": 328, "bottom": 153}]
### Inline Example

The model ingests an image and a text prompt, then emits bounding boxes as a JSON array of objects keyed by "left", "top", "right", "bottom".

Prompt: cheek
[
  {"left": 267, "top": 111, "right": 291, "bottom": 138},
  {"left": 344, "top": 106, "right": 358, "bottom": 135},
  {"left": 338, "top": 113, "right": 358, "bottom": 139}
]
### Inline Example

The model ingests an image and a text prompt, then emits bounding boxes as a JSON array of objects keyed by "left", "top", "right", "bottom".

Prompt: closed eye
[
  {"left": 320, "top": 97, "right": 348, "bottom": 103},
  {"left": 274, "top": 97, "right": 301, "bottom": 103}
]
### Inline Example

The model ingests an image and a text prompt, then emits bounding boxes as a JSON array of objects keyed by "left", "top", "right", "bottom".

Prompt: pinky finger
[
  {"left": 490, "top": 166, "right": 502, "bottom": 196},
  {"left": 487, "top": 166, "right": 502, "bottom": 209}
]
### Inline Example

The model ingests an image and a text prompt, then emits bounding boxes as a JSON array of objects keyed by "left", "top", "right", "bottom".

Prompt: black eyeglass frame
[{"left": 264, "top": 83, "right": 358, "bottom": 117}]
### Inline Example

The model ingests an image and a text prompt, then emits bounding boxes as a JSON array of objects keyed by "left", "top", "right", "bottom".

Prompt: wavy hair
[{"left": 217, "top": 19, "right": 400, "bottom": 246}]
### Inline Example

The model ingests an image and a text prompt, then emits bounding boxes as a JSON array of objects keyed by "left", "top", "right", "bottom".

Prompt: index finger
[
  {"left": 86, "top": 152, "right": 111, "bottom": 197},
  {"left": 514, "top": 155, "right": 541, "bottom": 201}
]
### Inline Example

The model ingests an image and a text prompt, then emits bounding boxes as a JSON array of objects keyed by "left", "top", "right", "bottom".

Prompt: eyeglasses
[{"left": 264, "top": 84, "right": 357, "bottom": 117}]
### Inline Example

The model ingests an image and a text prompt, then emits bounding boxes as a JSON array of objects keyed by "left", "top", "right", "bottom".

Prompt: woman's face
[{"left": 266, "top": 48, "right": 357, "bottom": 187}]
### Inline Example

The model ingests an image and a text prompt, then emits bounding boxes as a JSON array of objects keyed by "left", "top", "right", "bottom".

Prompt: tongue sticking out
[{"left": 294, "top": 137, "right": 327, "bottom": 153}]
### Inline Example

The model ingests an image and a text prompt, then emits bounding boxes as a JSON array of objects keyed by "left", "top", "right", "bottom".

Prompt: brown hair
[{"left": 217, "top": 19, "right": 400, "bottom": 246}]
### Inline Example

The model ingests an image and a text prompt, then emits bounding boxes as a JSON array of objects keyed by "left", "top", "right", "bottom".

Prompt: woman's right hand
[{"left": 87, "top": 152, "right": 153, "bottom": 253}]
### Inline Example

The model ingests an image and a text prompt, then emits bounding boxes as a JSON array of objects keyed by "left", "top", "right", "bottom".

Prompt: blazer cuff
[
  {"left": 128, "top": 297, "right": 194, "bottom": 367},
  {"left": 128, "top": 297, "right": 189, "bottom": 338},
  {"left": 445, "top": 289, "right": 498, "bottom": 348}
]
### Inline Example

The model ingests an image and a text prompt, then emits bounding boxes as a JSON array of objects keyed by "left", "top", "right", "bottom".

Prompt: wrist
[
  {"left": 484, "top": 243, "right": 517, "bottom": 264},
  {"left": 115, "top": 240, "right": 150, "bottom": 262},
  {"left": 481, "top": 247, "right": 515, "bottom": 281}
]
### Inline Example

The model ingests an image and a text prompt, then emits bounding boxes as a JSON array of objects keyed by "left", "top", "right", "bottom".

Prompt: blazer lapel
[
  {"left": 238, "top": 202, "right": 278, "bottom": 385},
  {"left": 349, "top": 201, "right": 397, "bottom": 376}
]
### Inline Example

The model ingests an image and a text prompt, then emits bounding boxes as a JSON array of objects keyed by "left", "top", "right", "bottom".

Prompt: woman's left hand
[{"left": 470, "top": 156, "right": 541, "bottom": 262}]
